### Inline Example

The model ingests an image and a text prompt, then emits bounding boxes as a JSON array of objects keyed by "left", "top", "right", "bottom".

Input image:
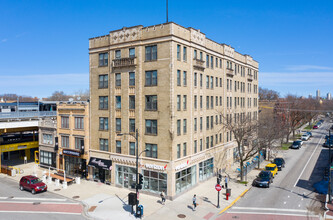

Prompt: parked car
[
  {"left": 313, "top": 125, "right": 318, "bottom": 129},
  {"left": 323, "top": 139, "right": 333, "bottom": 148},
  {"left": 272, "top": 158, "right": 285, "bottom": 171},
  {"left": 19, "top": 176, "right": 47, "bottom": 194},
  {"left": 252, "top": 171, "right": 273, "bottom": 188},
  {"left": 306, "top": 131, "right": 313, "bottom": 137},
  {"left": 265, "top": 163, "right": 278, "bottom": 177},
  {"left": 301, "top": 133, "right": 310, "bottom": 141},
  {"left": 291, "top": 140, "right": 302, "bottom": 149}
]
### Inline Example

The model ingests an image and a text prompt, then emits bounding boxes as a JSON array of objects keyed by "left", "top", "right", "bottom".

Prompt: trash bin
[
  {"left": 10, "top": 169, "right": 16, "bottom": 177},
  {"left": 137, "top": 205, "right": 143, "bottom": 218},
  {"left": 226, "top": 188, "right": 231, "bottom": 197},
  {"left": 75, "top": 177, "right": 81, "bottom": 184}
]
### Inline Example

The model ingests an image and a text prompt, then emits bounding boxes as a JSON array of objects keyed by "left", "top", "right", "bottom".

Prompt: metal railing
[{"left": 0, "top": 111, "right": 56, "bottom": 119}]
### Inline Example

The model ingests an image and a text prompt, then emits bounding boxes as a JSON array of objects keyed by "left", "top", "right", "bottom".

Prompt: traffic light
[{"left": 139, "top": 174, "right": 143, "bottom": 185}]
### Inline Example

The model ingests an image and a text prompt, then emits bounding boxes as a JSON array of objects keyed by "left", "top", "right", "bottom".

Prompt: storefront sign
[
  {"left": 145, "top": 163, "right": 167, "bottom": 171},
  {"left": 88, "top": 157, "right": 112, "bottom": 170},
  {"left": 175, "top": 160, "right": 190, "bottom": 171},
  {"left": 63, "top": 149, "right": 81, "bottom": 157}
]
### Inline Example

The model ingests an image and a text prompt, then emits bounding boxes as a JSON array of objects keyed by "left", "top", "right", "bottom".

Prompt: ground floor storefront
[
  {"left": 58, "top": 149, "right": 88, "bottom": 178},
  {"left": 88, "top": 157, "right": 112, "bottom": 184}
]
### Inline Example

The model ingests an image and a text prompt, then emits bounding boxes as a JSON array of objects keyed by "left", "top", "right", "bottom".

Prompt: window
[
  {"left": 61, "top": 136, "right": 69, "bottom": 148},
  {"left": 75, "top": 117, "right": 84, "bottom": 129},
  {"left": 42, "top": 134, "right": 53, "bottom": 145},
  {"left": 183, "top": 95, "right": 187, "bottom": 110},
  {"left": 211, "top": 96, "right": 213, "bottom": 109},
  {"left": 115, "top": 96, "right": 121, "bottom": 109},
  {"left": 145, "top": 70, "right": 157, "bottom": 86},
  {"left": 206, "top": 116, "right": 209, "bottom": 130},
  {"left": 177, "top": 45, "right": 181, "bottom": 60},
  {"left": 200, "top": 74, "right": 203, "bottom": 87},
  {"left": 146, "top": 120, "right": 157, "bottom": 135},
  {"left": 145, "top": 45, "right": 157, "bottom": 61},
  {"left": 99, "top": 53, "right": 108, "bottom": 66},
  {"left": 211, "top": 76, "right": 213, "bottom": 88},
  {"left": 206, "top": 137, "right": 209, "bottom": 149},
  {"left": 194, "top": 50, "right": 197, "bottom": 59},
  {"left": 99, "top": 96, "right": 108, "bottom": 110},
  {"left": 210, "top": 136, "right": 213, "bottom": 148},
  {"left": 220, "top": 59, "right": 222, "bottom": 68},
  {"left": 216, "top": 58, "right": 218, "bottom": 67},
  {"left": 61, "top": 116, "right": 69, "bottom": 128},
  {"left": 177, "top": 120, "right": 181, "bottom": 135},
  {"left": 115, "top": 73, "right": 121, "bottom": 87},
  {"left": 177, "top": 95, "right": 181, "bottom": 111},
  {"left": 145, "top": 95, "right": 157, "bottom": 110},
  {"left": 200, "top": 96, "right": 203, "bottom": 109},
  {"left": 116, "top": 141, "right": 121, "bottom": 154},
  {"left": 183, "top": 143, "right": 187, "bottom": 156},
  {"left": 183, "top": 47, "right": 187, "bottom": 61},
  {"left": 220, "top": 96, "right": 222, "bottom": 106},
  {"left": 211, "top": 56, "right": 213, "bottom": 68},
  {"left": 40, "top": 151, "right": 53, "bottom": 166},
  {"left": 129, "top": 72, "right": 135, "bottom": 86},
  {"left": 200, "top": 117, "right": 203, "bottom": 131},
  {"left": 183, "top": 71, "right": 187, "bottom": 86},
  {"left": 129, "top": 119, "right": 135, "bottom": 133},
  {"left": 227, "top": 79, "right": 229, "bottom": 90},
  {"left": 206, "top": 55, "right": 209, "bottom": 68},
  {"left": 216, "top": 115, "right": 218, "bottom": 125},
  {"left": 177, "top": 144, "right": 181, "bottom": 158},
  {"left": 99, "top": 117, "right": 108, "bottom": 130},
  {"left": 183, "top": 119, "right": 187, "bottom": 134},
  {"left": 211, "top": 116, "right": 213, "bottom": 129},
  {"left": 194, "top": 118, "right": 197, "bottom": 132},
  {"left": 99, "top": 75, "right": 108, "bottom": 89},
  {"left": 129, "top": 96, "right": 135, "bottom": 110},
  {"left": 194, "top": 95, "right": 197, "bottom": 109},
  {"left": 99, "top": 138, "right": 109, "bottom": 151},
  {"left": 216, "top": 77, "right": 218, "bottom": 87},
  {"left": 129, "top": 142, "right": 135, "bottom": 155},
  {"left": 194, "top": 140, "right": 197, "bottom": 154},
  {"left": 206, "top": 76, "right": 209, "bottom": 89},
  {"left": 220, "top": 78, "right": 222, "bottom": 87},
  {"left": 116, "top": 118, "right": 121, "bottom": 132},
  {"left": 206, "top": 96, "right": 209, "bottom": 109},
  {"left": 200, "top": 52, "right": 203, "bottom": 60},
  {"left": 177, "top": 70, "right": 181, "bottom": 86},
  {"left": 194, "top": 72, "right": 197, "bottom": 87},
  {"left": 129, "top": 48, "right": 135, "bottom": 58},
  {"left": 115, "top": 50, "right": 121, "bottom": 59},
  {"left": 146, "top": 143, "right": 157, "bottom": 158},
  {"left": 200, "top": 139, "right": 203, "bottom": 151},
  {"left": 74, "top": 137, "right": 84, "bottom": 150}
]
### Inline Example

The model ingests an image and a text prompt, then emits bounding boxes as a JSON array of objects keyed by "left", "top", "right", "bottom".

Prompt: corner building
[{"left": 89, "top": 22, "right": 259, "bottom": 199}]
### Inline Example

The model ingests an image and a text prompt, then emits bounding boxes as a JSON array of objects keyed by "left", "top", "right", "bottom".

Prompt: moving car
[
  {"left": 272, "top": 158, "right": 285, "bottom": 171},
  {"left": 265, "top": 163, "right": 278, "bottom": 177},
  {"left": 19, "top": 176, "right": 47, "bottom": 194},
  {"left": 301, "top": 133, "right": 310, "bottom": 141},
  {"left": 252, "top": 171, "right": 273, "bottom": 188},
  {"left": 291, "top": 140, "right": 302, "bottom": 149}
]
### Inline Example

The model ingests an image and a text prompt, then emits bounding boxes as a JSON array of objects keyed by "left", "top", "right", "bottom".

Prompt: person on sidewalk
[
  {"left": 225, "top": 176, "right": 228, "bottom": 189},
  {"left": 160, "top": 190, "right": 166, "bottom": 205},
  {"left": 193, "top": 194, "right": 197, "bottom": 211}
]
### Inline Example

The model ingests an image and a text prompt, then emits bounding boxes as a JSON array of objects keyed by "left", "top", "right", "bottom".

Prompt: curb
[{"left": 218, "top": 187, "right": 251, "bottom": 215}]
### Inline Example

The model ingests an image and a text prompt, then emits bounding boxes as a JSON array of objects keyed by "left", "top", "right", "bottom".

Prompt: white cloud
[
  {"left": 1, "top": 39, "right": 7, "bottom": 43},
  {"left": 285, "top": 65, "right": 333, "bottom": 71}
]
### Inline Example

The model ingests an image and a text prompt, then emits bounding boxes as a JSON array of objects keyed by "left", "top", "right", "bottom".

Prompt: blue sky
[{"left": 0, "top": 0, "right": 332, "bottom": 98}]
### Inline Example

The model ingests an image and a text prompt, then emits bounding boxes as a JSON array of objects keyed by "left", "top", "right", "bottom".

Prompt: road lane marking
[
  {"left": 11, "top": 197, "right": 67, "bottom": 202},
  {"left": 0, "top": 211, "right": 81, "bottom": 215},
  {"left": 231, "top": 207, "right": 307, "bottom": 212},
  {"left": 287, "top": 195, "right": 290, "bottom": 198},
  {"left": 298, "top": 204, "right": 301, "bottom": 207},
  {"left": 0, "top": 201, "right": 80, "bottom": 205},
  {"left": 293, "top": 135, "right": 324, "bottom": 187},
  {"left": 0, "top": 197, "right": 7, "bottom": 199},
  {"left": 218, "top": 188, "right": 249, "bottom": 215},
  {"left": 284, "top": 201, "right": 286, "bottom": 204}
]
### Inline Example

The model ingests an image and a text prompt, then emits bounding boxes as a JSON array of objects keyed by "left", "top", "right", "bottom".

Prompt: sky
[{"left": 0, "top": 0, "right": 332, "bottom": 98}]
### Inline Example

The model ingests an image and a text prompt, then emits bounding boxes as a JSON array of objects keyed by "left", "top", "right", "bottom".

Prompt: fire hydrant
[{"left": 226, "top": 193, "right": 230, "bottom": 200}]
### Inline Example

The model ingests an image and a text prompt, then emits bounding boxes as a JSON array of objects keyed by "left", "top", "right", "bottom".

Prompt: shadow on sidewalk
[{"left": 116, "top": 194, "right": 134, "bottom": 214}]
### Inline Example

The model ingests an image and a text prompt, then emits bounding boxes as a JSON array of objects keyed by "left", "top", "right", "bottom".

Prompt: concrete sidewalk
[{"left": 0, "top": 159, "right": 272, "bottom": 220}]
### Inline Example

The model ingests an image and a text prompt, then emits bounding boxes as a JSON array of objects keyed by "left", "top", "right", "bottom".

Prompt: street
[
  {"left": 0, "top": 176, "right": 87, "bottom": 220},
  {"left": 218, "top": 122, "right": 330, "bottom": 220}
]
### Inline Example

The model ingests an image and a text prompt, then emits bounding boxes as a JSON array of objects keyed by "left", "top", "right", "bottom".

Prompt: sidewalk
[{"left": 0, "top": 160, "right": 270, "bottom": 220}]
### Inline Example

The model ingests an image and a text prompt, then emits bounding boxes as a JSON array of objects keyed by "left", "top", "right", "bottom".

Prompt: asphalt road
[
  {"left": 220, "top": 121, "right": 330, "bottom": 220},
  {"left": 0, "top": 176, "right": 87, "bottom": 220}
]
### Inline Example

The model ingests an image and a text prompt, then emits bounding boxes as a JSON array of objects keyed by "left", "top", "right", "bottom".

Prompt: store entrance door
[{"left": 99, "top": 169, "right": 105, "bottom": 183}]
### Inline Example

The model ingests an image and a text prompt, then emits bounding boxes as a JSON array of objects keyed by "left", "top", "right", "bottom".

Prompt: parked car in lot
[
  {"left": 19, "top": 176, "right": 47, "bottom": 194},
  {"left": 291, "top": 140, "right": 302, "bottom": 149},
  {"left": 306, "top": 131, "right": 313, "bottom": 137},
  {"left": 265, "top": 163, "right": 278, "bottom": 177},
  {"left": 301, "top": 133, "right": 310, "bottom": 141},
  {"left": 252, "top": 171, "right": 273, "bottom": 188},
  {"left": 313, "top": 125, "right": 318, "bottom": 129},
  {"left": 272, "top": 158, "right": 286, "bottom": 171}
]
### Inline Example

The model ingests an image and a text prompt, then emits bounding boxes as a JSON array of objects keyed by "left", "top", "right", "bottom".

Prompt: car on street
[
  {"left": 313, "top": 125, "right": 318, "bottom": 129},
  {"left": 323, "top": 139, "right": 333, "bottom": 148},
  {"left": 306, "top": 131, "right": 313, "bottom": 137},
  {"left": 291, "top": 140, "right": 302, "bottom": 149},
  {"left": 272, "top": 158, "right": 286, "bottom": 171},
  {"left": 252, "top": 171, "right": 273, "bottom": 188},
  {"left": 265, "top": 163, "right": 278, "bottom": 177},
  {"left": 301, "top": 133, "right": 310, "bottom": 141},
  {"left": 19, "top": 175, "right": 47, "bottom": 194}
]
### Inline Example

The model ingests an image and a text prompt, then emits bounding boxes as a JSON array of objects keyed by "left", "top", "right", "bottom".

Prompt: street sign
[{"left": 215, "top": 184, "right": 222, "bottom": 191}]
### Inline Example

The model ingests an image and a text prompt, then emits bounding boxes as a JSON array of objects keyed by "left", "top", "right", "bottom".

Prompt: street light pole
[{"left": 135, "top": 128, "right": 139, "bottom": 215}]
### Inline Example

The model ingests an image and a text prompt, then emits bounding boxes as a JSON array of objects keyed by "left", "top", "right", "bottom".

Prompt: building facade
[
  {"left": 57, "top": 101, "right": 90, "bottom": 178},
  {"left": 89, "top": 22, "right": 259, "bottom": 198},
  {"left": 38, "top": 117, "right": 57, "bottom": 168}
]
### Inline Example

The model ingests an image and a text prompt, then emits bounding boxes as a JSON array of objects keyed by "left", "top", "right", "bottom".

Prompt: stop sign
[{"left": 215, "top": 184, "right": 222, "bottom": 191}]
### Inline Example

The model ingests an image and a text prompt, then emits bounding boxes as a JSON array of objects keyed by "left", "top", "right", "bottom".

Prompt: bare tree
[
  {"left": 259, "top": 87, "right": 279, "bottom": 100},
  {"left": 46, "top": 91, "right": 70, "bottom": 101},
  {"left": 73, "top": 89, "right": 90, "bottom": 101}
]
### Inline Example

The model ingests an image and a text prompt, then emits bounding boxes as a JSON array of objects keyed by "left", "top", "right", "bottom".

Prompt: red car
[
  {"left": 19, "top": 175, "right": 47, "bottom": 194},
  {"left": 313, "top": 125, "right": 318, "bottom": 129}
]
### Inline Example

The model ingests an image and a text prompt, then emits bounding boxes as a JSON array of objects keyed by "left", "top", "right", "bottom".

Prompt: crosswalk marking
[{"left": 231, "top": 207, "right": 308, "bottom": 213}]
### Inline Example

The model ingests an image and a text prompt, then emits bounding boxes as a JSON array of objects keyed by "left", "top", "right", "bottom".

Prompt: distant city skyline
[{"left": 1, "top": 0, "right": 332, "bottom": 98}]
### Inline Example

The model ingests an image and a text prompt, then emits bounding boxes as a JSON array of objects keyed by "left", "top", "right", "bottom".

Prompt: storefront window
[
  {"left": 175, "top": 165, "right": 196, "bottom": 194},
  {"left": 116, "top": 165, "right": 136, "bottom": 189},
  {"left": 142, "top": 170, "right": 167, "bottom": 194},
  {"left": 64, "top": 156, "right": 85, "bottom": 177},
  {"left": 40, "top": 150, "right": 54, "bottom": 166},
  {"left": 199, "top": 158, "right": 214, "bottom": 181},
  {"left": 92, "top": 167, "right": 111, "bottom": 183}
]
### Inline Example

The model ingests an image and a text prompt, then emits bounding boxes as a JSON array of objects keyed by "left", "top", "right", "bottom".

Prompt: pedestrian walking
[
  {"left": 192, "top": 194, "right": 197, "bottom": 211},
  {"left": 160, "top": 190, "right": 166, "bottom": 205},
  {"left": 225, "top": 176, "right": 228, "bottom": 189}
]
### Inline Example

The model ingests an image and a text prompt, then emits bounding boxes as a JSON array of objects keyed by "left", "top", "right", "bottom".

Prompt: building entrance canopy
[{"left": 88, "top": 157, "right": 112, "bottom": 170}]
